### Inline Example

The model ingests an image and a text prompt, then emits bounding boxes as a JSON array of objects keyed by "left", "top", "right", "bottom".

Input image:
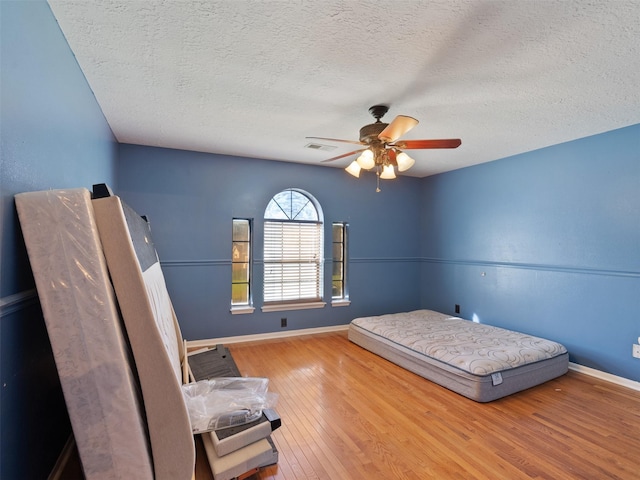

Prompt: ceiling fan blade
[
  {"left": 378, "top": 115, "right": 419, "bottom": 142},
  {"left": 306, "top": 136, "right": 364, "bottom": 146},
  {"left": 393, "top": 139, "right": 462, "bottom": 149},
  {"left": 321, "top": 149, "right": 366, "bottom": 163}
]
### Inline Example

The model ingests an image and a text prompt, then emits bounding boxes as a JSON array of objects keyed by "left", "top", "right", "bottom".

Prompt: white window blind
[{"left": 264, "top": 221, "right": 322, "bottom": 303}]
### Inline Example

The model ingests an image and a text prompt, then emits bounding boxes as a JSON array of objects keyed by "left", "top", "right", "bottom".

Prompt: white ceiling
[{"left": 48, "top": 0, "right": 640, "bottom": 177}]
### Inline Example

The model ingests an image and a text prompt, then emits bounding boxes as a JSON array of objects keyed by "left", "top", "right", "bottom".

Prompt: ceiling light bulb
[
  {"left": 356, "top": 149, "right": 375, "bottom": 169},
  {"left": 396, "top": 152, "right": 415, "bottom": 172},
  {"left": 345, "top": 160, "right": 361, "bottom": 177},
  {"left": 379, "top": 164, "right": 396, "bottom": 179}
]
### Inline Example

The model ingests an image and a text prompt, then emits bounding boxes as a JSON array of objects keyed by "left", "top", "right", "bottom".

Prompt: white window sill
[
  {"left": 261, "top": 301, "right": 326, "bottom": 313},
  {"left": 331, "top": 299, "right": 351, "bottom": 307},
  {"left": 230, "top": 306, "right": 255, "bottom": 315}
]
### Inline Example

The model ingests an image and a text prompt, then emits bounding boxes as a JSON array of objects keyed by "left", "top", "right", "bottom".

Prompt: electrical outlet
[
  {"left": 281, "top": 318, "right": 287, "bottom": 328},
  {"left": 633, "top": 344, "right": 640, "bottom": 359}
]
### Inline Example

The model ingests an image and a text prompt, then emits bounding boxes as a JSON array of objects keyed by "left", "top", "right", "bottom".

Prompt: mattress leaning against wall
[
  {"left": 14, "top": 189, "right": 154, "bottom": 479},
  {"left": 91, "top": 193, "right": 196, "bottom": 480},
  {"left": 92, "top": 188, "right": 280, "bottom": 480}
]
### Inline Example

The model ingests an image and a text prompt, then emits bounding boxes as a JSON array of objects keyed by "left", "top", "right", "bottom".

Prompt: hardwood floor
[{"left": 196, "top": 331, "right": 640, "bottom": 480}]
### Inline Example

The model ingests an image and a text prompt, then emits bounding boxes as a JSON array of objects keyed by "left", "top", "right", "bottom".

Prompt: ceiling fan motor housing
[
  {"left": 360, "top": 104, "right": 391, "bottom": 144},
  {"left": 359, "top": 122, "right": 388, "bottom": 144}
]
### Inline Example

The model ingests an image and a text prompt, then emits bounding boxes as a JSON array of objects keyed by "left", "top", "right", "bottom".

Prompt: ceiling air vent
[{"left": 305, "top": 143, "right": 336, "bottom": 152}]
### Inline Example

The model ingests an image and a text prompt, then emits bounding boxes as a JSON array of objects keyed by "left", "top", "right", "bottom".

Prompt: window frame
[
  {"left": 261, "top": 189, "right": 326, "bottom": 313},
  {"left": 331, "top": 222, "right": 351, "bottom": 307},
  {"left": 230, "top": 218, "right": 255, "bottom": 315}
]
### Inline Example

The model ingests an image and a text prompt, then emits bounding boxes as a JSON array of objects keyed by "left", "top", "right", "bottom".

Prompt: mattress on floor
[
  {"left": 15, "top": 189, "right": 154, "bottom": 479},
  {"left": 349, "top": 309, "right": 568, "bottom": 402}
]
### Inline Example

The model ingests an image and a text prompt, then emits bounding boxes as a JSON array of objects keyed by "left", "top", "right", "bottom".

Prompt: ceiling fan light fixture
[
  {"left": 345, "top": 160, "right": 361, "bottom": 177},
  {"left": 309, "top": 106, "right": 461, "bottom": 191},
  {"left": 356, "top": 149, "right": 375, "bottom": 169},
  {"left": 396, "top": 151, "right": 415, "bottom": 172},
  {"left": 379, "top": 164, "right": 396, "bottom": 179}
]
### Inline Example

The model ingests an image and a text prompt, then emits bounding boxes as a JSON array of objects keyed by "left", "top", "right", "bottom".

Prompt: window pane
[
  {"left": 332, "top": 224, "right": 343, "bottom": 242},
  {"left": 332, "top": 262, "right": 343, "bottom": 280},
  {"left": 232, "top": 220, "right": 249, "bottom": 241},
  {"left": 232, "top": 242, "right": 250, "bottom": 262},
  {"left": 264, "top": 189, "right": 318, "bottom": 221},
  {"left": 231, "top": 284, "right": 249, "bottom": 305},
  {"left": 232, "top": 263, "right": 249, "bottom": 283},
  {"left": 264, "top": 198, "right": 289, "bottom": 220},
  {"left": 291, "top": 196, "right": 317, "bottom": 220},
  {"left": 332, "top": 243, "right": 343, "bottom": 261},
  {"left": 332, "top": 280, "right": 343, "bottom": 297},
  {"left": 289, "top": 192, "right": 309, "bottom": 219}
]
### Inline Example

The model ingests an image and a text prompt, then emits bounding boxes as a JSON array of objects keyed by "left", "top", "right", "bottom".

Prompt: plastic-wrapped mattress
[
  {"left": 92, "top": 194, "right": 195, "bottom": 480},
  {"left": 15, "top": 189, "right": 154, "bottom": 479},
  {"left": 349, "top": 310, "right": 568, "bottom": 402},
  {"left": 92, "top": 190, "right": 278, "bottom": 479}
]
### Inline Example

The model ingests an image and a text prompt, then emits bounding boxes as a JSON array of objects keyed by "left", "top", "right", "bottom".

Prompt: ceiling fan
[{"left": 307, "top": 105, "right": 461, "bottom": 191}]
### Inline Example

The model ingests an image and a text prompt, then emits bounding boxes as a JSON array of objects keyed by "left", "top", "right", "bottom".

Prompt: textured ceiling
[{"left": 48, "top": 0, "right": 640, "bottom": 177}]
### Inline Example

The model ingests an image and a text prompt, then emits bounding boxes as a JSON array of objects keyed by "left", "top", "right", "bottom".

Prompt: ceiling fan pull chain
[{"left": 376, "top": 169, "right": 381, "bottom": 193}]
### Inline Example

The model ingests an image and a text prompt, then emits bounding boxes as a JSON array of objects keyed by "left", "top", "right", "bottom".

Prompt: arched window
[{"left": 263, "top": 189, "right": 324, "bottom": 309}]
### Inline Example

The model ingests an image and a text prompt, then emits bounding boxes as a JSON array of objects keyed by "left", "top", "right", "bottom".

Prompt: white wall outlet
[{"left": 633, "top": 344, "right": 640, "bottom": 359}]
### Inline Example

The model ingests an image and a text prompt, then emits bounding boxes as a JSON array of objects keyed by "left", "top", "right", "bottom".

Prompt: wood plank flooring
[{"left": 196, "top": 331, "right": 640, "bottom": 480}]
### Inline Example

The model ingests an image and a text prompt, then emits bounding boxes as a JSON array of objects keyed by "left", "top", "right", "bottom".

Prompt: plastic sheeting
[
  {"left": 15, "top": 188, "right": 154, "bottom": 479},
  {"left": 182, "top": 377, "right": 278, "bottom": 433}
]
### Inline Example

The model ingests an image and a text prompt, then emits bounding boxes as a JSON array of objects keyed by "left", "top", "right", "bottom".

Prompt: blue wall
[
  {"left": 118, "top": 127, "right": 639, "bottom": 383},
  {"left": 117, "top": 144, "right": 423, "bottom": 340},
  {"left": 420, "top": 124, "right": 640, "bottom": 382},
  {"left": 0, "top": 1, "right": 117, "bottom": 477},
  {"left": 1, "top": 0, "right": 638, "bottom": 475}
]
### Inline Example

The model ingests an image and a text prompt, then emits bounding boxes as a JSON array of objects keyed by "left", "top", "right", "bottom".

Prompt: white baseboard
[
  {"left": 569, "top": 362, "right": 640, "bottom": 392},
  {"left": 186, "top": 324, "right": 349, "bottom": 349},
  {"left": 191, "top": 328, "right": 639, "bottom": 392}
]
